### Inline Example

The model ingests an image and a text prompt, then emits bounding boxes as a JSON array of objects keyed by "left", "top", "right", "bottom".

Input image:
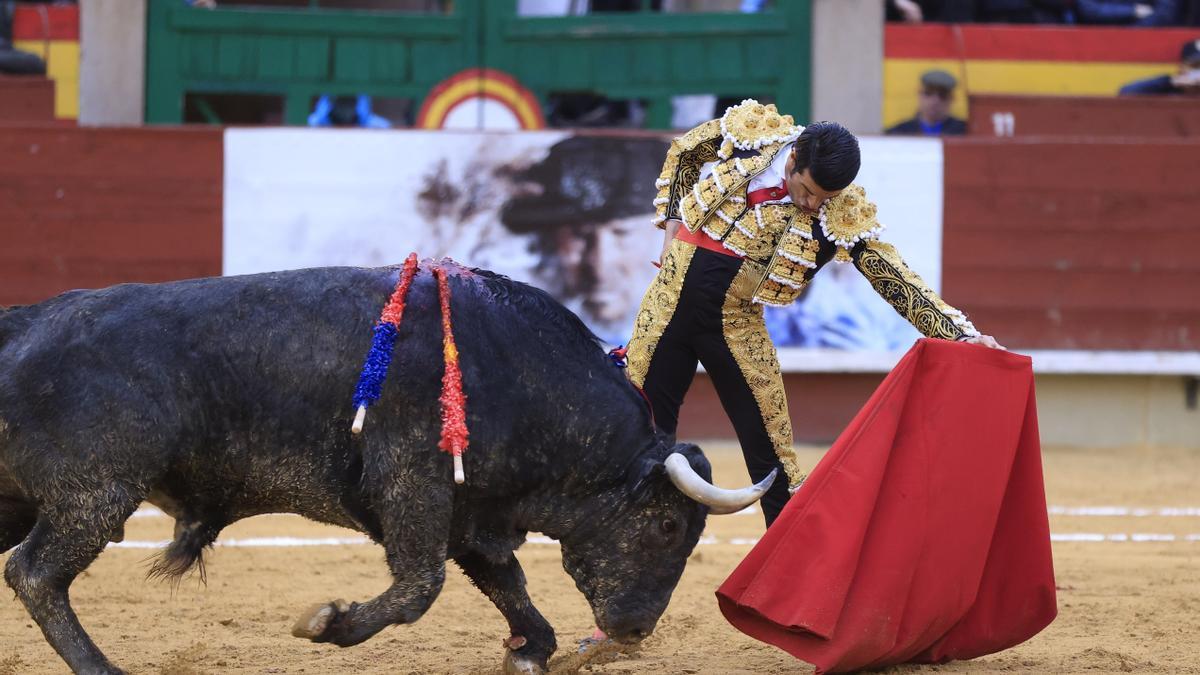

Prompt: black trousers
[{"left": 629, "top": 244, "right": 794, "bottom": 526}]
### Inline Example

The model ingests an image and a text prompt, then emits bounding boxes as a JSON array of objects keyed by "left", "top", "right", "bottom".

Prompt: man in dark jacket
[
  {"left": 1077, "top": 0, "right": 1181, "bottom": 25},
  {"left": 1119, "top": 39, "right": 1200, "bottom": 95},
  {"left": 976, "top": 0, "right": 1073, "bottom": 22},
  {"left": 0, "top": 0, "right": 46, "bottom": 75},
  {"left": 886, "top": 70, "right": 968, "bottom": 136}
]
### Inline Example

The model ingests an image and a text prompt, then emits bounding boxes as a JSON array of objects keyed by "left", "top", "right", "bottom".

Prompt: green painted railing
[{"left": 144, "top": 0, "right": 811, "bottom": 128}]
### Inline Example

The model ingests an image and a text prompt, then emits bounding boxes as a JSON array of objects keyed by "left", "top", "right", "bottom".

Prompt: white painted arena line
[
  {"left": 130, "top": 508, "right": 307, "bottom": 519},
  {"left": 1048, "top": 506, "right": 1200, "bottom": 517},
  {"left": 130, "top": 505, "right": 1200, "bottom": 521},
  {"left": 110, "top": 537, "right": 371, "bottom": 549},
  {"left": 109, "top": 533, "right": 1200, "bottom": 550},
  {"left": 118, "top": 505, "right": 1200, "bottom": 550},
  {"left": 1050, "top": 533, "right": 1200, "bottom": 543}
]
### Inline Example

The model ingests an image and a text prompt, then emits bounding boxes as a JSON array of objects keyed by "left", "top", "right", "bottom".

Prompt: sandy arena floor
[{"left": 1, "top": 444, "right": 1198, "bottom": 674}]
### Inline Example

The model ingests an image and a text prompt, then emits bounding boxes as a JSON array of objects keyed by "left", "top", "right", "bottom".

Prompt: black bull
[{"left": 0, "top": 264, "right": 773, "bottom": 674}]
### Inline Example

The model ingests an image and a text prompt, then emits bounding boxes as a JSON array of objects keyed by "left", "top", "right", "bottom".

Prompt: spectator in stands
[
  {"left": 1119, "top": 39, "right": 1200, "bottom": 95},
  {"left": 0, "top": 0, "right": 45, "bottom": 75},
  {"left": 1185, "top": 0, "right": 1200, "bottom": 23},
  {"left": 546, "top": 92, "right": 643, "bottom": 128},
  {"left": 888, "top": 0, "right": 1071, "bottom": 23},
  {"left": 1076, "top": 0, "right": 1181, "bottom": 25},
  {"left": 887, "top": 0, "right": 946, "bottom": 22},
  {"left": 886, "top": 70, "right": 967, "bottom": 136},
  {"left": 975, "top": 0, "right": 1073, "bottom": 23},
  {"left": 308, "top": 95, "right": 391, "bottom": 128}
]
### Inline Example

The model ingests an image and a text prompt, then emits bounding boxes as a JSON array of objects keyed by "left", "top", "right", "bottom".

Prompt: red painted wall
[
  {"left": 679, "top": 373, "right": 884, "bottom": 446},
  {"left": 943, "top": 137, "right": 1200, "bottom": 351},
  {"left": 0, "top": 126, "right": 223, "bottom": 307},
  {"left": 0, "top": 78, "right": 55, "bottom": 122},
  {"left": 969, "top": 94, "right": 1200, "bottom": 138}
]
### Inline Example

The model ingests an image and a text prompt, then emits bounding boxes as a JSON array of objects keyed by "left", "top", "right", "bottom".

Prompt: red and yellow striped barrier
[
  {"left": 884, "top": 24, "right": 1200, "bottom": 129},
  {"left": 12, "top": 3, "right": 79, "bottom": 120}
]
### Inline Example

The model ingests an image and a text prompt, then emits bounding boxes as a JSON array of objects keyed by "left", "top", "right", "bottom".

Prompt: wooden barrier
[
  {"left": 0, "top": 125, "right": 223, "bottom": 306},
  {"left": 11, "top": 3, "right": 80, "bottom": 120},
  {"left": 0, "top": 77, "right": 55, "bottom": 122},
  {"left": 970, "top": 94, "right": 1200, "bottom": 138},
  {"left": 943, "top": 137, "right": 1200, "bottom": 351}
]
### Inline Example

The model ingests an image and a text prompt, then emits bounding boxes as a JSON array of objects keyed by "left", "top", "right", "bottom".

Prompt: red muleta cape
[{"left": 717, "top": 339, "right": 1057, "bottom": 674}]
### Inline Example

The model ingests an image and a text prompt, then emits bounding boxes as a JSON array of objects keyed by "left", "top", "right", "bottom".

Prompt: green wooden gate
[{"left": 144, "top": 0, "right": 811, "bottom": 128}]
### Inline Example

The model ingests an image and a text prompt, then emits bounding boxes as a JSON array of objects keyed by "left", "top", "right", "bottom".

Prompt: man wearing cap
[
  {"left": 1119, "top": 39, "right": 1200, "bottom": 95},
  {"left": 0, "top": 0, "right": 46, "bottom": 75},
  {"left": 886, "top": 70, "right": 967, "bottom": 136}
]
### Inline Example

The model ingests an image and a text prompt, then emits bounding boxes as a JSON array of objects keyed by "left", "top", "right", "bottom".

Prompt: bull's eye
[{"left": 660, "top": 519, "right": 677, "bottom": 534}]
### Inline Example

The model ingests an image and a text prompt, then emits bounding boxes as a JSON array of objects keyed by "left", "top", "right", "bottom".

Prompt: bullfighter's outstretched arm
[
  {"left": 850, "top": 240, "right": 981, "bottom": 342},
  {"left": 816, "top": 184, "right": 982, "bottom": 343}
]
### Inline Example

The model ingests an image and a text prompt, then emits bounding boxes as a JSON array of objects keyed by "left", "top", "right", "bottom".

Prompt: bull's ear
[
  {"left": 670, "top": 443, "right": 714, "bottom": 483},
  {"left": 630, "top": 442, "right": 706, "bottom": 495},
  {"left": 629, "top": 456, "right": 668, "bottom": 496}
]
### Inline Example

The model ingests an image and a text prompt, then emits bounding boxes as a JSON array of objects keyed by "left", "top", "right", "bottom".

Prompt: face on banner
[
  {"left": 517, "top": 215, "right": 654, "bottom": 328},
  {"left": 223, "top": 130, "right": 942, "bottom": 352},
  {"left": 494, "top": 135, "right": 667, "bottom": 343}
]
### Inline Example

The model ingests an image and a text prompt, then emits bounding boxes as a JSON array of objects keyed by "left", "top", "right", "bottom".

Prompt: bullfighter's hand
[
  {"left": 657, "top": 219, "right": 683, "bottom": 268},
  {"left": 962, "top": 334, "right": 1005, "bottom": 350}
]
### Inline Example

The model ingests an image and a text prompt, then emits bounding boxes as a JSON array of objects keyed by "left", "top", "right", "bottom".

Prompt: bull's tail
[{"left": 148, "top": 519, "right": 219, "bottom": 585}]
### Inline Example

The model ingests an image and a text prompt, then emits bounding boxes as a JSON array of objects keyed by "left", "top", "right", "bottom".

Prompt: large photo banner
[{"left": 225, "top": 130, "right": 943, "bottom": 355}]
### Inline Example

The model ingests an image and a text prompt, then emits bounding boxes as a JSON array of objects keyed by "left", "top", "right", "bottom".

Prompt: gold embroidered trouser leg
[
  {"left": 717, "top": 264, "right": 802, "bottom": 489},
  {"left": 624, "top": 242, "right": 802, "bottom": 525},
  {"left": 626, "top": 238, "right": 696, "bottom": 391}
]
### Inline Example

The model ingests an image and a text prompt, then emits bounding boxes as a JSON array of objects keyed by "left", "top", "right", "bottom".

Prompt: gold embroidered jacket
[{"left": 650, "top": 100, "right": 980, "bottom": 342}]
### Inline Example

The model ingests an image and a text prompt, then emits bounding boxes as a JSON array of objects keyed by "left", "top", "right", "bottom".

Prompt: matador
[{"left": 625, "top": 100, "right": 1003, "bottom": 526}]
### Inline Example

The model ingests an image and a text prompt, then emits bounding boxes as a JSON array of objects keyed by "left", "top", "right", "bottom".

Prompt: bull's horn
[{"left": 664, "top": 453, "right": 777, "bottom": 515}]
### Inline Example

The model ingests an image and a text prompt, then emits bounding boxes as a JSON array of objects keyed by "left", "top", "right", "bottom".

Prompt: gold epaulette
[
  {"left": 674, "top": 118, "right": 724, "bottom": 155},
  {"left": 819, "top": 184, "right": 885, "bottom": 263},
  {"left": 651, "top": 119, "right": 723, "bottom": 228},
  {"left": 717, "top": 99, "right": 804, "bottom": 159}
]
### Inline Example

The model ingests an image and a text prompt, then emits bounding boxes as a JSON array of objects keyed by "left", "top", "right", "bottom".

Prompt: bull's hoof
[
  {"left": 291, "top": 599, "right": 350, "bottom": 642},
  {"left": 79, "top": 665, "right": 126, "bottom": 675},
  {"left": 502, "top": 649, "right": 546, "bottom": 675}
]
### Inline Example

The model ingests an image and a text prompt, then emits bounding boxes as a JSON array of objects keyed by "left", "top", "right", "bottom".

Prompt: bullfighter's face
[{"left": 785, "top": 155, "right": 841, "bottom": 216}]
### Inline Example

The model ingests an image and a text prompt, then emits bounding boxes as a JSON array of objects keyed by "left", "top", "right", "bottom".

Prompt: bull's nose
[{"left": 608, "top": 625, "right": 653, "bottom": 644}]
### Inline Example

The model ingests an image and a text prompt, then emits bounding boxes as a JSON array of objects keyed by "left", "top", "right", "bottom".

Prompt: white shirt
[{"left": 697, "top": 141, "right": 794, "bottom": 204}]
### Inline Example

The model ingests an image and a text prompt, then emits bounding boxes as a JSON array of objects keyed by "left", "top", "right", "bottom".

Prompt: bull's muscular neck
[{"left": 512, "top": 428, "right": 666, "bottom": 542}]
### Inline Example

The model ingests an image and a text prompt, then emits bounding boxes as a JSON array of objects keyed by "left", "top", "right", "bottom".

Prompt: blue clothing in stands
[
  {"left": 308, "top": 95, "right": 391, "bottom": 128},
  {"left": 1076, "top": 0, "right": 1180, "bottom": 26},
  {"left": 1118, "top": 74, "right": 1181, "bottom": 95}
]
